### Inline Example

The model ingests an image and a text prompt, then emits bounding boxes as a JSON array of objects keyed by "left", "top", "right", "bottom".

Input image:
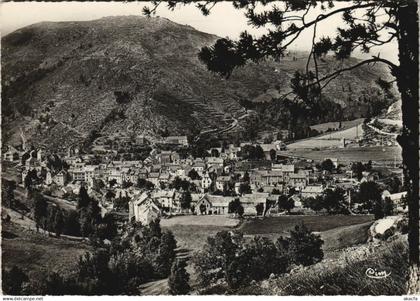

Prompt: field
[
  {"left": 161, "top": 215, "right": 240, "bottom": 251},
  {"left": 278, "top": 145, "right": 402, "bottom": 163},
  {"left": 287, "top": 124, "right": 364, "bottom": 149},
  {"left": 1, "top": 223, "right": 91, "bottom": 277},
  {"left": 320, "top": 221, "right": 373, "bottom": 253},
  {"left": 310, "top": 118, "right": 365, "bottom": 132},
  {"left": 161, "top": 214, "right": 374, "bottom": 253},
  {"left": 238, "top": 215, "right": 373, "bottom": 235}
]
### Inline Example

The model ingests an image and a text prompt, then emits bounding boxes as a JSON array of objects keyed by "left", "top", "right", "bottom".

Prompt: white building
[
  {"left": 201, "top": 172, "right": 212, "bottom": 189},
  {"left": 129, "top": 193, "right": 161, "bottom": 224}
]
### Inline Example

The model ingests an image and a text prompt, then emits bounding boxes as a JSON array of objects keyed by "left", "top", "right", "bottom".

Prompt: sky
[{"left": 0, "top": 1, "right": 398, "bottom": 63}]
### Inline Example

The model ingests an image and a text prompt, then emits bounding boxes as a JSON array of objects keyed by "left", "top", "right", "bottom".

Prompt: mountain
[{"left": 1, "top": 16, "right": 396, "bottom": 151}]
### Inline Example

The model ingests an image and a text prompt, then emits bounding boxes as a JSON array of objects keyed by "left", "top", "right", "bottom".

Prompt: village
[{"left": 2, "top": 130, "right": 407, "bottom": 226}]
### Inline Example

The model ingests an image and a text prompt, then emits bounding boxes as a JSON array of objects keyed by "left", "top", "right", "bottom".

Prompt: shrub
[
  {"left": 2, "top": 266, "right": 29, "bottom": 295},
  {"left": 286, "top": 224, "right": 324, "bottom": 266},
  {"left": 269, "top": 239, "right": 408, "bottom": 295},
  {"left": 168, "top": 259, "right": 190, "bottom": 295},
  {"left": 192, "top": 230, "right": 292, "bottom": 290}
]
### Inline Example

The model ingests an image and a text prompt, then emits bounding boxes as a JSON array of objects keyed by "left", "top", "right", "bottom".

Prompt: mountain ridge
[{"left": 2, "top": 15, "right": 396, "bottom": 150}]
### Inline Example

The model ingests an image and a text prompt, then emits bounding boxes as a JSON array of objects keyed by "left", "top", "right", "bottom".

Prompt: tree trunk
[{"left": 395, "top": 1, "right": 419, "bottom": 294}]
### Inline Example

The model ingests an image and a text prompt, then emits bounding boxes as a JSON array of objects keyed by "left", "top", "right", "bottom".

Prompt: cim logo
[{"left": 365, "top": 268, "right": 391, "bottom": 279}]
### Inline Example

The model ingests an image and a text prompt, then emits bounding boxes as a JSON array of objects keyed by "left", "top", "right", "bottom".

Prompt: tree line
[{"left": 2, "top": 219, "right": 177, "bottom": 295}]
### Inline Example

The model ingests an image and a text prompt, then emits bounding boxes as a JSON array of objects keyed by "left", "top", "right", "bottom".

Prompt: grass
[
  {"left": 161, "top": 215, "right": 239, "bottom": 227},
  {"left": 320, "top": 221, "right": 373, "bottom": 254},
  {"left": 278, "top": 146, "right": 402, "bottom": 163},
  {"left": 287, "top": 124, "right": 365, "bottom": 150},
  {"left": 162, "top": 215, "right": 374, "bottom": 254},
  {"left": 1, "top": 222, "right": 91, "bottom": 277},
  {"left": 310, "top": 118, "right": 365, "bottom": 132},
  {"left": 238, "top": 215, "right": 374, "bottom": 236},
  {"left": 262, "top": 236, "right": 409, "bottom": 295},
  {"left": 161, "top": 215, "right": 240, "bottom": 250}
]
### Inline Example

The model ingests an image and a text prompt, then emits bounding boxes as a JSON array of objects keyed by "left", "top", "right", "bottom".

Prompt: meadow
[
  {"left": 238, "top": 215, "right": 373, "bottom": 235},
  {"left": 161, "top": 214, "right": 374, "bottom": 254},
  {"left": 1, "top": 223, "right": 91, "bottom": 277},
  {"left": 278, "top": 146, "right": 402, "bottom": 163}
]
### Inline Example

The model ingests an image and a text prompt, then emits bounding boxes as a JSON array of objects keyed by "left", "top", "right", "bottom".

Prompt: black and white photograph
[{"left": 1, "top": 0, "right": 419, "bottom": 297}]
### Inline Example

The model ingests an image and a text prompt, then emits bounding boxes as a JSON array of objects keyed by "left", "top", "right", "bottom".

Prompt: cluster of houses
[{"left": 3, "top": 133, "right": 406, "bottom": 225}]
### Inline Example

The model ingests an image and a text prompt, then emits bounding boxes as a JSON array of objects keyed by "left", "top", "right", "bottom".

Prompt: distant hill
[{"left": 1, "top": 16, "right": 397, "bottom": 150}]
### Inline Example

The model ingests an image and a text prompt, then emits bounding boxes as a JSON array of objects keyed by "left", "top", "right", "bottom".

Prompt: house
[
  {"left": 108, "top": 168, "right": 124, "bottom": 185},
  {"left": 147, "top": 172, "right": 160, "bottom": 186},
  {"left": 288, "top": 173, "right": 308, "bottom": 190},
  {"left": 129, "top": 193, "right": 161, "bottom": 224},
  {"left": 382, "top": 190, "right": 407, "bottom": 204},
  {"left": 260, "top": 185, "right": 283, "bottom": 194},
  {"left": 234, "top": 182, "right": 243, "bottom": 195},
  {"left": 190, "top": 193, "right": 205, "bottom": 210},
  {"left": 196, "top": 195, "right": 213, "bottom": 215},
  {"left": 53, "top": 170, "right": 68, "bottom": 186},
  {"left": 240, "top": 192, "right": 269, "bottom": 215},
  {"left": 272, "top": 164, "right": 295, "bottom": 182},
  {"left": 135, "top": 135, "right": 148, "bottom": 145},
  {"left": 226, "top": 145, "right": 241, "bottom": 160},
  {"left": 152, "top": 189, "right": 177, "bottom": 212},
  {"left": 216, "top": 176, "right": 231, "bottom": 192},
  {"left": 158, "top": 172, "right": 171, "bottom": 184},
  {"left": 195, "top": 195, "right": 234, "bottom": 215},
  {"left": 21, "top": 169, "right": 28, "bottom": 184},
  {"left": 206, "top": 157, "right": 224, "bottom": 168},
  {"left": 158, "top": 151, "right": 173, "bottom": 164},
  {"left": 138, "top": 168, "right": 148, "bottom": 179},
  {"left": 45, "top": 170, "right": 53, "bottom": 185},
  {"left": 201, "top": 172, "right": 212, "bottom": 189},
  {"left": 84, "top": 165, "right": 97, "bottom": 183},
  {"left": 167, "top": 165, "right": 185, "bottom": 177},
  {"left": 290, "top": 194, "right": 303, "bottom": 208},
  {"left": 261, "top": 170, "right": 284, "bottom": 186},
  {"left": 3, "top": 146, "right": 19, "bottom": 162},
  {"left": 301, "top": 185, "right": 324, "bottom": 199},
  {"left": 164, "top": 136, "right": 189, "bottom": 146},
  {"left": 259, "top": 144, "right": 278, "bottom": 160},
  {"left": 192, "top": 162, "right": 206, "bottom": 176},
  {"left": 36, "top": 149, "right": 44, "bottom": 162}
]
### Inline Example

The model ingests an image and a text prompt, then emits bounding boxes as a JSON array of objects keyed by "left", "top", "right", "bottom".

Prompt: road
[
  {"left": 193, "top": 112, "right": 249, "bottom": 143},
  {"left": 367, "top": 119, "right": 399, "bottom": 137}
]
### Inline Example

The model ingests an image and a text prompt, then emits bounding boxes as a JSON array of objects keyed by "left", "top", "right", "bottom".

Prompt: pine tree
[
  {"left": 33, "top": 192, "right": 48, "bottom": 232},
  {"left": 54, "top": 209, "right": 65, "bottom": 237},
  {"left": 77, "top": 186, "right": 90, "bottom": 209},
  {"left": 168, "top": 259, "right": 190, "bottom": 295}
]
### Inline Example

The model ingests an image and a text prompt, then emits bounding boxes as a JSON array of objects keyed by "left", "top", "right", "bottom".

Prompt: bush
[
  {"left": 192, "top": 230, "right": 292, "bottom": 290},
  {"left": 286, "top": 224, "right": 324, "bottom": 266},
  {"left": 168, "top": 259, "right": 190, "bottom": 295},
  {"left": 2, "top": 266, "right": 29, "bottom": 295},
  {"left": 268, "top": 239, "right": 408, "bottom": 295}
]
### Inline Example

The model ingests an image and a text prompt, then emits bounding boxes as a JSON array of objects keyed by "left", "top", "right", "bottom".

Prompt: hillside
[{"left": 1, "top": 16, "right": 396, "bottom": 151}]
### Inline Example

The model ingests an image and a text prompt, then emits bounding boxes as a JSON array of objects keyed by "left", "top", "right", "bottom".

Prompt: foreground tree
[
  {"left": 145, "top": 1, "right": 419, "bottom": 292},
  {"left": 287, "top": 224, "right": 324, "bottom": 266},
  {"left": 168, "top": 259, "right": 190, "bottom": 295},
  {"left": 2, "top": 179, "right": 16, "bottom": 208},
  {"left": 33, "top": 192, "right": 48, "bottom": 232},
  {"left": 2, "top": 266, "right": 29, "bottom": 295}
]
